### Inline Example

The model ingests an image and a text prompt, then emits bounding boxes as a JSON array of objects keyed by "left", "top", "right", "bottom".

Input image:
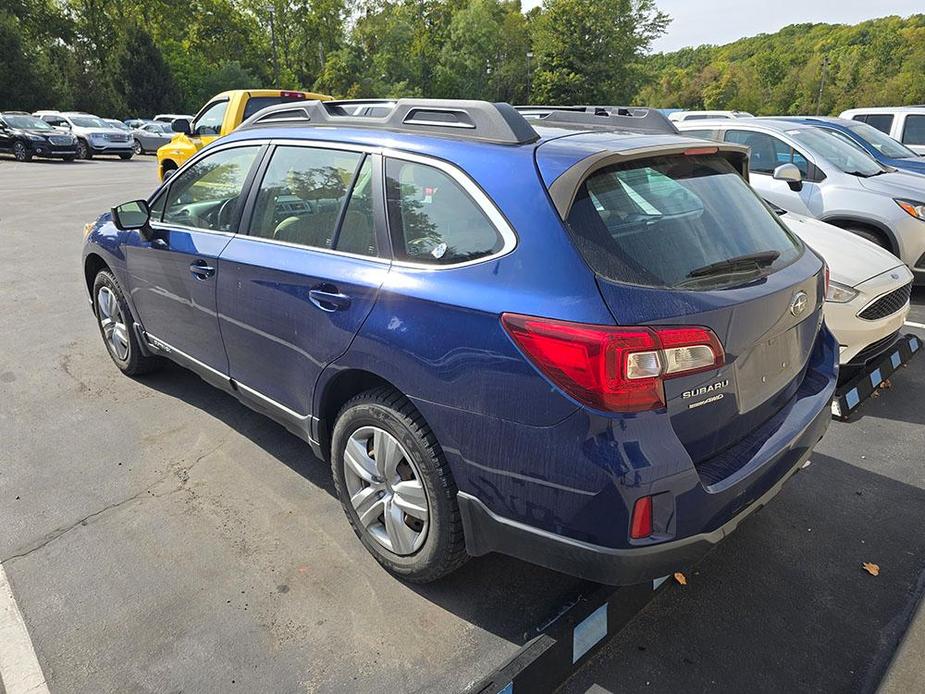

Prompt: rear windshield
[
  {"left": 243, "top": 95, "right": 306, "bottom": 119},
  {"left": 566, "top": 154, "right": 802, "bottom": 290}
]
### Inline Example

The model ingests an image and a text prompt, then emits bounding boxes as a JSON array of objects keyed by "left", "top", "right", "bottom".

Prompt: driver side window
[
  {"left": 162, "top": 146, "right": 260, "bottom": 232},
  {"left": 193, "top": 100, "right": 228, "bottom": 136}
]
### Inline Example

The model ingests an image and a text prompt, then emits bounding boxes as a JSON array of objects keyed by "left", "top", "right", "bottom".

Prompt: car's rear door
[
  {"left": 216, "top": 143, "right": 388, "bottom": 422},
  {"left": 125, "top": 143, "right": 263, "bottom": 376}
]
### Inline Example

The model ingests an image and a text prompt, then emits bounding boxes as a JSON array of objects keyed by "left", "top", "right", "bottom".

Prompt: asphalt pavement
[{"left": 1, "top": 156, "right": 923, "bottom": 694}]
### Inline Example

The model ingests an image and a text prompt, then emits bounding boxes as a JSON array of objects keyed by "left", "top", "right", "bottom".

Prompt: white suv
[
  {"left": 839, "top": 107, "right": 925, "bottom": 156},
  {"left": 668, "top": 110, "right": 754, "bottom": 122},
  {"left": 33, "top": 111, "right": 133, "bottom": 160}
]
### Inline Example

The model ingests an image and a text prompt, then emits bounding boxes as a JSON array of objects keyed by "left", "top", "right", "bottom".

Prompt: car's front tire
[
  {"left": 13, "top": 142, "right": 32, "bottom": 162},
  {"left": 92, "top": 270, "right": 161, "bottom": 376},
  {"left": 76, "top": 139, "right": 92, "bottom": 160},
  {"left": 331, "top": 387, "right": 468, "bottom": 583},
  {"left": 119, "top": 152, "right": 133, "bottom": 160},
  {"left": 63, "top": 154, "right": 75, "bottom": 161},
  {"left": 132, "top": 140, "right": 143, "bottom": 155},
  {"left": 845, "top": 225, "right": 890, "bottom": 251}
]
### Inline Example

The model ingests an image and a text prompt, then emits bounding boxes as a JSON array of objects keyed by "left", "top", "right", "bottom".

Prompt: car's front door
[
  {"left": 724, "top": 129, "right": 823, "bottom": 216},
  {"left": 125, "top": 144, "right": 263, "bottom": 375},
  {"left": 0, "top": 118, "right": 11, "bottom": 152},
  {"left": 216, "top": 144, "right": 389, "bottom": 424}
]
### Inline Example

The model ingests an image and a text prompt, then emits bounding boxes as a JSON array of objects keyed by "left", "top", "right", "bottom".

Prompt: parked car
[
  {"left": 33, "top": 111, "right": 133, "bottom": 160},
  {"left": 0, "top": 111, "right": 78, "bottom": 161},
  {"left": 124, "top": 118, "right": 155, "bottom": 129},
  {"left": 774, "top": 205, "right": 912, "bottom": 366},
  {"left": 839, "top": 107, "right": 925, "bottom": 155},
  {"left": 780, "top": 117, "right": 925, "bottom": 176},
  {"left": 675, "top": 118, "right": 925, "bottom": 284},
  {"left": 131, "top": 121, "right": 174, "bottom": 155},
  {"left": 103, "top": 118, "right": 132, "bottom": 132},
  {"left": 152, "top": 113, "right": 193, "bottom": 123},
  {"left": 84, "top": 100, "right": 836, "bottom": 585},
  {"left": 668, "top": 110, "right": 754, "bottom": 122},
  {"left": 156, "top": 89, "right": 331, "bottom": 180}
]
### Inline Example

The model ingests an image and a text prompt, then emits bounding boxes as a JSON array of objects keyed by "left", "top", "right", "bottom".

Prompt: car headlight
[
  {"left": 26, "top": 134, "right": 45, "bottom": 141},
  {"left": 895, "top": 198, "right": 925, "bottom": 221},
  {"left": 825, "top": 280, "right": 859, "bottom": 303}
]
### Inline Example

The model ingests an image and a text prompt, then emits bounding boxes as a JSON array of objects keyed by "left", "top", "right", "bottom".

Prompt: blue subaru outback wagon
[{"left": 82, "top": 100, "right": 837, "bottom": 584}]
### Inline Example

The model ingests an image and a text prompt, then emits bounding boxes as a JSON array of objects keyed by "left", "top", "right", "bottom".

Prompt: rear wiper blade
[{"left": 687, "top": 251, "right": 781, "bottom": 278}]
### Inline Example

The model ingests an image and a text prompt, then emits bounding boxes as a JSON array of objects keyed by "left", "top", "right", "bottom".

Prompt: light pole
[
  {"left": 815, "top": 56, "right": 829, "bottom": 116},
  {"left": 526, "top": 51, "right": 534, "bottom": 101}
]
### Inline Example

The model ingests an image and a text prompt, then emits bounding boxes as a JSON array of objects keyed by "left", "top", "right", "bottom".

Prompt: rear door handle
[
  {"left": 308, "top": 287, "right": 352, "bottom": 312},
  {"left": 190, "top": 259, "right": 215, "bottom": 279}
]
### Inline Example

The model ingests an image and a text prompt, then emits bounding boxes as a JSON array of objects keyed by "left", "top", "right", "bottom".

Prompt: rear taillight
[
  {"left": 501, "top": 314, "right": 724, "bottom": 413},
  {"left": 280, "top": 91, "right": 307, "bottom": 99},
  {"left": 630, "top": 496, "right": 653, "bottom": 539}
]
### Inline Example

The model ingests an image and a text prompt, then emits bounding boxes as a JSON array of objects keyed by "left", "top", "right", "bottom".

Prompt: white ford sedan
[{"left": 779, "top": 208, "right": 913, "bottom": 366}]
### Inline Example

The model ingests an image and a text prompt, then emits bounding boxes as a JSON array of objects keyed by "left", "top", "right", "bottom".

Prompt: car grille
[
  {"left": 49, "top": 136, "right": 72, "bottom": 145},
  {"left": 106, "top": 133, "right": 129, "bottom": 142},
  {"left": 858, "top": 283, "right": 912, "bottom": 320}
]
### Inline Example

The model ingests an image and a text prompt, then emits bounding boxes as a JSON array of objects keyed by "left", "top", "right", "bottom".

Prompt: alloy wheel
[
  {"left": 133, "top": 140, "right": 142, "bottom": 155},
  {"left": 97, "top": 286, "right": 130, "bottom": 361},
  {"left": 13, "top": 142, "right": 28, "bottom": 161},
  {"left": 343, "top": 426, "right": 430, "bottom": 555}
]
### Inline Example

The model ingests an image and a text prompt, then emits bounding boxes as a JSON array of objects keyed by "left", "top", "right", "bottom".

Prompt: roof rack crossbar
[
  {"left": 514, "top": 105, "right": 679, "bottom": 135},
  {"left": 239, "top": 99, "right": 540, "bottom": 145}
]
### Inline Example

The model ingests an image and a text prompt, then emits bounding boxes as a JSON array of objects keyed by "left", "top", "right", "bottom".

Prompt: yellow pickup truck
[{"left": 156, "top": 89, "right": 331, "bottom": 180}]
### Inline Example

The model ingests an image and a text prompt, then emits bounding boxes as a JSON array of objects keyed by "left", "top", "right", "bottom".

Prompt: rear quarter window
[{"left": 565, "top": 154, "right": 802, "bottom": 290}]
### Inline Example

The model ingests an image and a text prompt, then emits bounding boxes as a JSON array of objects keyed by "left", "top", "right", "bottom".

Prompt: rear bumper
[{"left": 459, "top": 398, "right": 829, "bottom": 584}]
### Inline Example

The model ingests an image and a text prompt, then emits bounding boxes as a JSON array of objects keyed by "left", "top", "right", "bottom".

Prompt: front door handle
[
  {"left": 308, "top": 286, "right": 352, "bottom": 312},
  {"left": 190, "top": 259, "right": 215, "bottom": 279}
]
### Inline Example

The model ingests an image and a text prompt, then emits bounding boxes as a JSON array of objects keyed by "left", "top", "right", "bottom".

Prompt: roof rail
[
  {"left": 514, "top": 105, "right": 678, "bottom": 135},
  {"left": 239, "top": 99, "right": 540, "bottom": 145}
]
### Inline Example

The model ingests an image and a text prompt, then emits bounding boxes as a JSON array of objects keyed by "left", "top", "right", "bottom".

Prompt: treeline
[
  {"left": 1, "top": 0, "right": 666, "bottom": 117},
  {"left": 3, "top": 2, "right": 924, "bottom": 119},
  {"left": 639, "top": 14, "right": 925, "bottom": 115}
]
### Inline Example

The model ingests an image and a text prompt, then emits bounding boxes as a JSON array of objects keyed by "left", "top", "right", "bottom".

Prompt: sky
[{"left": 521, "top": 1, "right": 922, "bottom": 53}]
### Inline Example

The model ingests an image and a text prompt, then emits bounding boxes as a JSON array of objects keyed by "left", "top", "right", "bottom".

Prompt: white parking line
[
  {"left": 0, "top": 564, "right": 50, "bottom": 694},
  {"left": 905, "top": 321, "right": 925, "bottom": 330}
]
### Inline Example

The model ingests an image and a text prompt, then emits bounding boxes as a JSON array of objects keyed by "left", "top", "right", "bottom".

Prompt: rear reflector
[
  {"left": 630, "top": 496, "right": 653, "bottom": 539},
  {"left": 501, "top": 314, "right": 724, "bottom": 413}
]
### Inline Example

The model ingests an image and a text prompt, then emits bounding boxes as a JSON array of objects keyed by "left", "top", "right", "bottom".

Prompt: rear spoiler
[{"left": 547, "top": 142, "right": 751, "bottom": 220}]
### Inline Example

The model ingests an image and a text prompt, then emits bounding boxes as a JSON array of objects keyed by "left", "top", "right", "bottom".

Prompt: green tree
[
  {"left": 112, "top": 24, "right": 178, "bottom": 115},
  {"left": 531, "top": 0, "right": 669, "bottom": 104}
]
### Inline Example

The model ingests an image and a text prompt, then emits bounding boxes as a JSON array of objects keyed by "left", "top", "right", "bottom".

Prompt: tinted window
[
  {"left": 335, "top": 158, "right": 377, "bottom": 257},
  {"left": 682, "top": 129, "right": 717, "bottom": 140},
  {"left": 42, "top": 116, "right": 67, "bottom": 127},
  {"left": 250, "top": 145, "right": 362, "bottom": 250},
  {"left": 385, "top": 159, "right": 503, "bottom": 265},
  {"left": 565, "top": 154, "right": 801, "bottom": 290},
  {"left": 243, "top": 95, "right": 306, "bottom": 120},
  {"left": 684, "top": 114, "right": 724, "bottom": 121},
  {"left": 193, "top": 101, "right": 228, "bottom": 136},
  {"left": 724, "top": 130, "right": 803, "bottom": 174},
  {"left": 162, "top": 146, "right": 260, "bottom": 231},
  {"left": 864, "top": 114, "right": 894, "bottom": 134},
  {"left": 902, "top": 115, "right": 925, "bottom": 146}
]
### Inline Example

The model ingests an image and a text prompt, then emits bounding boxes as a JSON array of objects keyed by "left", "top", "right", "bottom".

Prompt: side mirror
[
  {"left": 171, "top": 118, "right": 192, "bottom": 135},
  {"left": 773, "top": 163, "right": 803, "bottom": 191},
  {"left": 111, "top": 199, "right": 151, "bottom": 236}
]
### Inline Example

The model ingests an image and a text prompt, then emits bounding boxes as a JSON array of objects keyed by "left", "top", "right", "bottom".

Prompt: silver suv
[
  {"left": 676, "top": 118, "right": 925, "bottom": 284},
  {"left": 32, "top": 111, "right": 134, "bottom": 160}
]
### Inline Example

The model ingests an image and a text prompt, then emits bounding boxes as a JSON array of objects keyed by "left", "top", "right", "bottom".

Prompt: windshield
[
  {"left": 153, "top": 122, "right": 173, "bottom": 133},
  {"left": 845, "top": 122, "right": 918, "bottom": 159},
  {"left": 70, "top": 116, "right": 109, "bottom": 128},
  {"left": 789, "top": 127, "right": 884, "bottom": 176},
  {"left": 566, "top": 154, "right": 802, "bottom": 289},
  {"left": 3, "top": 115, "right": 53, "bottom": 130}
]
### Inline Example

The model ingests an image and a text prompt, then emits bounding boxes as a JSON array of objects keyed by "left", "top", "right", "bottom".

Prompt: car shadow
[{"left": 137, "top": 360, "right": 594, "bottom": 643}]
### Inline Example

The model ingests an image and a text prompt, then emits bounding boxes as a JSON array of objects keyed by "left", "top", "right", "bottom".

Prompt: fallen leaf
[
  {"left": 882, "top": 379, "right": 893, "bottom": 390},
  {"left": 871, "top": 390, "right": 880, "bottom": 398},
  {"left": 673, "top": 572, "right": 687, "bottom": 585},
  {"left": 863, "top": 562, "right": 880, "bottom": 576}
]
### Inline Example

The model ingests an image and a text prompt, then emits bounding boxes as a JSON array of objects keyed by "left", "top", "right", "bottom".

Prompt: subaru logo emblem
[{"left": 789, "top": 290, "right": 808, "bottom": 317}]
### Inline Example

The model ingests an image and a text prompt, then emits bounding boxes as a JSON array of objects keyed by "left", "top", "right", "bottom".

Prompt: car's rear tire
[
  {"left": 76, "top": 139, "right": 92, "bottom": 160},
  {"left": 119, "top": 152, "right": 133, "bottom": 160},
  {"left": 63, "top": 154, "right": 75, "bottom": 161},
  {"left": 13, "top": 142, "right": 32, "bottom": 162},
  {"left": 132, "top": 140, "right": 143, "bottom": 155},
  {"left": 331, "top": 387, "right": 468, "bottom": 583},
  {"left": 92, "top": 270, "right": 161, "bottom": 376}
]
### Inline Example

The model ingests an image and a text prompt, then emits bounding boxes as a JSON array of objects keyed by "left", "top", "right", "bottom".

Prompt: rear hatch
[{"left": 557, "top": 148, "right": 824, "bottom": 463}]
